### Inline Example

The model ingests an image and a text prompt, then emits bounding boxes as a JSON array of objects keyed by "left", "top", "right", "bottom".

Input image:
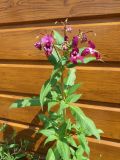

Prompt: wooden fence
[{"left": 0, "top": 0, "right": 120, "bottom": 159}]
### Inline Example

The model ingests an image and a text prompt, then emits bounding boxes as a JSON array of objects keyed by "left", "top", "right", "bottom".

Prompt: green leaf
[
  {"left": 0, "top": 124, "right": 7, "bottom": 132},
  {"left": 15, "top": 153, "right": 26, "bottom": 159},
  {"left": 58, "top": 122, "right": 67, "bottom": 138},
  {"left": 57, "top": 140, "right": 70, "bottom": 160},
  {"left": 53, "top": 30, "right": 64, "bottom": 45},
  {"left": 67, "top": 136, "right": 77, "bottom": 148},
  {"left": 44, "top": 135, "right": 57, "bottom": 145},
  {"left": 40, "top": 79, "right": 51, "bottom": 108},
  {"left": 66, "top": 68, "right": 76, "bottom": 86},
  {"left": 10, "top": 97, "right": 40, "bottom": 109},
  {"left": 48, "top": 48, "right": 61, "bottom": 66},
  {"left": 66, "top": 94, "right": 81, "bottom": 103},
  {"left": 58, "top": 100, "right": 68, "bottom": 114},
  {"left": 67, "top": 84, "right": 81, "bottom": 95},
  {"left": 40, "top": 68, "right": 61, "bottom": 108},
  {"left": 39, "top": 129, "right": 56, "bottom": 137},
  {"left": 78, "top": 133, "right": 90, "bottom": 155},
  {"left": 83, "top": 57, "right": 96, "bottom": 64},
  {"left": 70, "top": 105, "right": 101, "bottom": 139},
  {"left": 75, "top": 145, "right": 84, "bottom": 159},
  {"left": 46, "top": 148, "right": 55, "bottom": 160}
]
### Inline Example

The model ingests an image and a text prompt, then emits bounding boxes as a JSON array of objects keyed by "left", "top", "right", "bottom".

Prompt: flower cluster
[
  {"left": 34, "top": 21, "right": 101, "bottom": 65},
  {"left": 34, "top": 34, "right": 54, "bottom": 56}
]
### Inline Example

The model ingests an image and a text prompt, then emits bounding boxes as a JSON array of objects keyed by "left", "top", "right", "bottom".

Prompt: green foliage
[
  {"left": 0, "top": 140, "right": 32, "bottom": 160},
  {"left": 46, "top": 148, "right": 55, "bottom": 160},
  {"left": 53, "top": 30, "right": 64, "bottom": 45},
  {"left": 10, "top": 27, "right": 103, "bottom": 160},
  {"left": 70, "top": 105, "right": 101, "bottom": 139},
  {"left": 10, "top": 97, "right": 40, "bottom": 109}
]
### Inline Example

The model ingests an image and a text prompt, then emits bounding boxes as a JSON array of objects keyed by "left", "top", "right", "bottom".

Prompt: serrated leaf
[
  {"left": 78, "top": 134, "right": 90, "bottom": 155},
  {"left": 67, "top": 84, "right": 81, "bottom": 95},
  {"left": 70, "top": 105, "right": 101, "bottom": 139},
  {"left": 66, "top": 94, "right": 81, "bottom": 103},
  {"left": 46, "top": 148, "right": 55, "bottom": 160},
  {"left": 57, "top": 140, "right": 70, "bottom": 160}
]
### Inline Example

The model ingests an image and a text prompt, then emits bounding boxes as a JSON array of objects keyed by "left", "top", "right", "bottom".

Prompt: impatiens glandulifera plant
[{"left": 10, "top": 19, "right": 103, "bottom": 160}]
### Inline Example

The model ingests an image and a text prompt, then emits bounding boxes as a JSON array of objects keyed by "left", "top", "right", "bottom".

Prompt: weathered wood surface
[
  {"left": 0, "top": 0, "right": 120, "bottom": 24},
  {"left": 0, "top": 64, "right": 119, "bottom": 103}
]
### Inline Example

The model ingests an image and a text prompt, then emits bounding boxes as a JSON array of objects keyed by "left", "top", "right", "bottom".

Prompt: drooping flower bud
[
  {"left": 88, "top": 40, "right": 95, "bottom": 49},
  {"left": 72, "top": 36, "right": 79, "bottom": 48},
  {"left": 81, "top": 33, "right": 87, "bottom": 43},
  {"left": 64, "top": 35, "right": 69, "bottom": 41},
  {"left": 34, "top": 41, "right": 42, "bottom": 50}
]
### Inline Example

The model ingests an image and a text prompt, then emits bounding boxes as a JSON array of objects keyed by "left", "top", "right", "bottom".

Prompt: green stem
[{"left": 61, "top": 68, "right": 64, "bottom": 100}]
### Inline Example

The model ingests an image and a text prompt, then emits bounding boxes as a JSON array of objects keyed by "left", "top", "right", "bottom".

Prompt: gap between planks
[
  {"left": 0, "top": 21, "right": 120, "bottom": 32},
  {"left": 0, "top": 63, "right": 119, "bottom": 72}
]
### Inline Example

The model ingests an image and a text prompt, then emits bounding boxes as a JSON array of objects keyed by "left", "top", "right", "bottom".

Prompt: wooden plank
[
  {"left": 0, "top": 22, "right": 120, "bottom": 61},
  {"left": 0, "top": 94, "right": 120, "bottom": 140},
  {"left": 0, "top": 64, "right": 119, "bottom": 103},
  {"left": 0, "top": 120, "right": 120, "bottom": 160},
  {"left": 0, "top": 0, "right": 120, "bottom": 24}
]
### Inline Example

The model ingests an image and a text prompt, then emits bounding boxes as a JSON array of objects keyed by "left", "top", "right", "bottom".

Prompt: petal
[
  {"left": 72, "top": 36, "right": 79, "bottom": 48},
  {"left": 88, "top": 40, "right": 95, "bottom": 49}
]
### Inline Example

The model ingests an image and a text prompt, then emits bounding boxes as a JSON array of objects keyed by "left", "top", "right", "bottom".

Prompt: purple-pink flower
[
  {"left": 88, "top": 40, "right": 95, "bottom": 49},
  {"left": 34, "top": 34, "right": 54, "bottom": 56},
  {"left": 41, "top": 35, "right": 54, "bottom": 45},
  {"left": 72, "top": 36, "right": 79, "bottom": 48},
  {"left": 70, "top": 48, "right": 84, "bottom": 64},
  {"left": 81, "top": 40, "right": 101, "bottom": 60},
  {"left": 34, "top": 41, "right": 42, "bottom": 50}
]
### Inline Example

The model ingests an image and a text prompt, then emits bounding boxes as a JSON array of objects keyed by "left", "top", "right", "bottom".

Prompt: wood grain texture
[
  {"left": 0, "top": 22, "right": 120, "bottom": 61},
  {"left": 0, "top": 64, "right": 119, "bottom": 103},
  {"left": 0, "top": 94, "right": 120, "bottom": 140},
  {"left": 0, "top": 120, "right": 120, "bottom": 160},
  {"left": 0, "top": 0, "right": 120, "bottom": 24}
]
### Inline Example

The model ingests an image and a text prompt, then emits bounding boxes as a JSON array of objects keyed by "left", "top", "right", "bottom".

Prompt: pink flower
[
  {"left": 70, "top": 48, "right": 84, "bottom": 64},
  {"left": 88, "top": 40, "right": 95, "bottom": 49},
  {"left": 81, "top": 33, "right": 87, "bottom": 43},
  {"left": 34, "top": 34, "right": 54, "bottom": 56},
  {"left": 81, "top": 41, "right": 101, "bottom": 60},
  {"left": 66, "top": 26, "right": 72, "bottom": 32},
  {"left": 72, "top": 36, "right": 79, "bottom": 48},
  {"left": 34, "top": 41, "right": 42, "bottom": 50},
  {"left": 41, "top": 35, "right": 54, "bottom": 45}
]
